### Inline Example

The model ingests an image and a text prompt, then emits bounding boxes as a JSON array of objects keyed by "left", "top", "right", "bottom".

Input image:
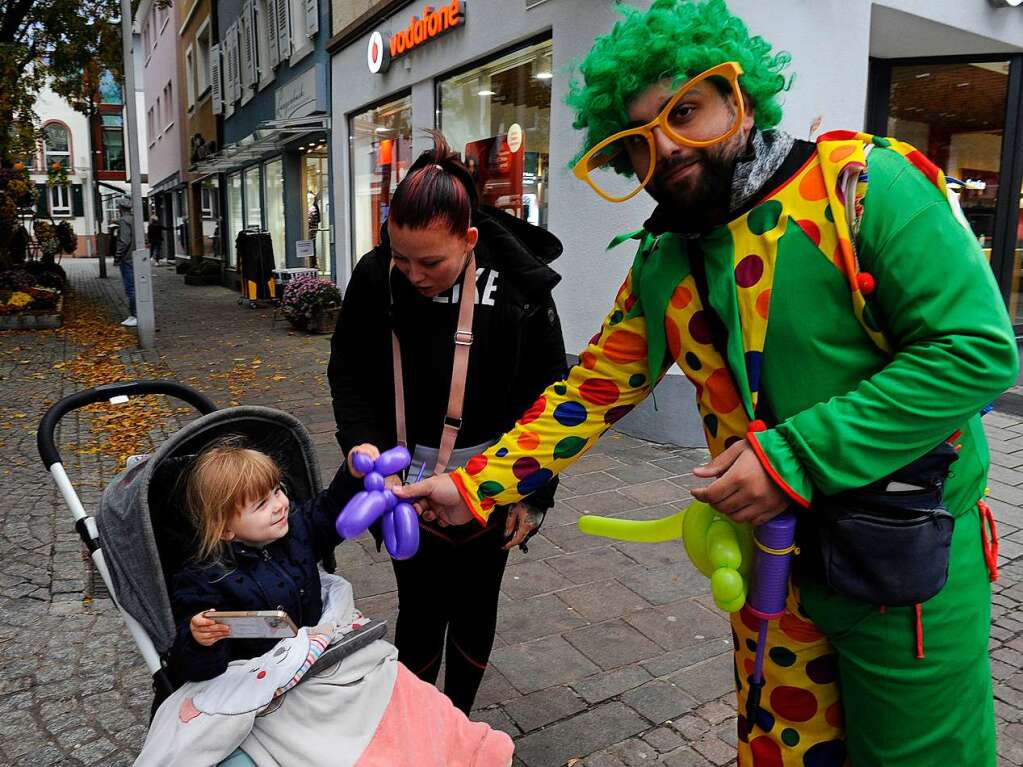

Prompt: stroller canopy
[{"left": 96, "top": 406, "right": 323, "bottom": 655}]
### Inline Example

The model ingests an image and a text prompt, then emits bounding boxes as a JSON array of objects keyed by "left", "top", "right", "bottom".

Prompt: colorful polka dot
[
  {"left": 477, "top": 481, "right": 504, "bottom": 500},
  {"left": 604, "top": 329, "right": 647, "bottom": 363},
  {"left": 798, "top": 168, "right": 828, "bottom": 201},
  {"left": 553, "top": 401, "right": 587, "bottom": 427},
  {"left": 823, "top": 204, "right": 834, "bottom": 223},
  {"left": 748, "top": 200, "right": 783, "bottom": 234},
  {"left": 745, "top": 351, "right": 763, "bottom": 394},
  {"left": 706, "top": 368, "right": 741, "bottom": 413},
  {"left": 745, "top": 638, "right": 758, "bottom": 653},
  {"left": 554, "top": 383, "right": 567, "bottom": 396},
  {"left": 735, "top": 254, "right": 765, "bottom": 288},
  {"left": 465, "top": 455, "right": 488, "bottom": 476},
  {"left": 628, "top": 373, "right": 647, "bottom": 388},
  {"left": 769, "top": 646, "right": 796, "bottom": 667},
  {"left": 480, "top": 498, "right": 496, "bottom": 511},
  {"left": 554, "top": 436, "right": 587, "bottom": 459},
  {"left": 825, "top": 702, "right": 843, "bottom": 729},
  {"left": 703, "top": 413, "right": 719, "bottom": 438},
  {"left": 829, "top": 145, "right": 856, "bottom": 163},
  {"left": 609, "top": 310, "right": 623, "bottom": 325},
  {"left": 518, "top": 430, "right": 541, "bottom": 451},
  {"left": 688, "top": 311, "right": 714, "bottom": 344},
  {"left": 623, "top": 294, "right": 638, "bottom": 312},
  {"left": 780, "top": 612, "right": 825, "bottom": 643},
  {"left": 684, "top": 352, "right": 702, "bottom": 371},
  {"left": 581, "top": 351, "right": 598, "bottom": 369},
  {"left": 604, "top": 404, "right": 634, "bottom": 424},
  {"left": 517, "top": 469, "right": 554, "bottom": 495},
  {"left": 589, "top": 331, "right": 602, "bottom": 346},
  {"left": 580, "top": 378, "right": 620, "bottom": 406},
  {"left": 519, "top": 397, "right": 545, "bottom": 425},
  {"left": 805, "top": 653, "right": 838, "bottom": 685},
  {"left": 802, "top": 739, "right": 846, "bottom": 767},
  {"left": 756, "top": 289, "right": 772, "bottom": 320},
  {"left": 796, "top": 219, "right": 821, "bottom": 247},
  {"left": 754, "top": 708, "right": 775, "bottom": 733},
  {"left": 724, "top": 435, "right": 742, "bottom": 449},
  {"left": 750, "top": 735, "right": 783, "bottom": 767},
  {"left": 769, "top": 685, "right": 818, "bottom": 722},
  {"left": 495, "top": 447, "right": 508, "bottom": 458},
  {"left": 666, "top": 318, "right": 682, "bottom": 360},
  {"left": 781, "top": 727, "right": 800, "bottom": 747},
  {"left": 670, "top": 284, "right": 693, "bottom": 309},
  {"left": 512, "top": 457, "right": 540, "bottom": 479}
]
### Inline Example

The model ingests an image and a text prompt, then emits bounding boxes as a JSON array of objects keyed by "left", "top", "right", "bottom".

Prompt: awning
[{"left": 191, "top": 115, "right": 330, "bottom": 177}]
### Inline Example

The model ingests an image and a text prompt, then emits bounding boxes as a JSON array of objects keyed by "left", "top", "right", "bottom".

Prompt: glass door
[{"left": 302, "top": 143, "right": 331, "bottom": 276}]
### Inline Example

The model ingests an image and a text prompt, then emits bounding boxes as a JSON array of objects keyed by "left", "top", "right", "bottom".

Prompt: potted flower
[{"left": 281, "top": 274, "right": 342, "bottom": 333}]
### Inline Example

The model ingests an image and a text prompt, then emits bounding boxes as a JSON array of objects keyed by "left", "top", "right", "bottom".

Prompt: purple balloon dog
[{"left": 335, "top": 446, "right": 420, "bottom": 560}]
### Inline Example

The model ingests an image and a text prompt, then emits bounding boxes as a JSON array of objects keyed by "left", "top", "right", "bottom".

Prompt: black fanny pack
[{"left": 800, "top": 442, "right": 958, "bottom": 606}]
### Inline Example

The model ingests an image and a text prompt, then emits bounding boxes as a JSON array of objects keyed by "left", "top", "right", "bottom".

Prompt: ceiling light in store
[
  {"left": 375, "top": 127, "right": 391, "bottom": 133},
  {"left": 535, "top": 72, "right": 553, "bottom": 80},
  {"left": 915, "top": 72, "right": 931, "bottom": 78},
  {"left": 957, "top": 82, "right": 971, "bottom": 87},
  {"left": 478, "top": 89, "right": 496, "bottom": 96}
]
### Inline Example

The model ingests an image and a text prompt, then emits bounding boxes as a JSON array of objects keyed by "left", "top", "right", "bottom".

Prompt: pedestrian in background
[
  {"left": 114, "top": 197, "right": 137, "bottom": 327},
  {"left": 147, "top": 215, "right": 166, "bottom": 266}
]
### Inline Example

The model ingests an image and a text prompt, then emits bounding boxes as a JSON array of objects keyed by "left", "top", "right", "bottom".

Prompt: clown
[{"left": 397, "top": 1, "right": 1017, "bottom": 764}]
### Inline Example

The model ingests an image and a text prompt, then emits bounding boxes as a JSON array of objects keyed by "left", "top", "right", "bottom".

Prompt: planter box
[{"left": 0, "top": 296, "right": 63, "bottom": 330}]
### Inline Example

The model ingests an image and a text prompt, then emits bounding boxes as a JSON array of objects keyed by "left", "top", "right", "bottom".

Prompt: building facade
[
  {"left": 190, "top": 0, "right": 333, "bottom": 281},
  {"left": 327, "top": 0, "right": 1023, "bottom": 445},
  {"left": 139, "top": 0, "right": 187, "bottom": 262}
]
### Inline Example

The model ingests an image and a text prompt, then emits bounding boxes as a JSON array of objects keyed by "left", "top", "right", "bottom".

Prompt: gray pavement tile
[
  {"left": 490, "top": 635, "right": 602, "bottom": 694},
  {"left": 619, "top": 479, "right": 692, "bottom": 507},
  {"left": 641, "top": 639, "right": 736, "bottom": 679},
  {"left": 497, "top": 593, "right": 589, "bottom": 644},
  {"left": 557, "top": 580, "right": 652, "bottom": 622},
  {"left": 563, "top": 452, "right": 627, "bottom": 475},
  {"left": 668, "top": 655, "right": 737, "bottom": 702},
  {"left": 501, "top": 559, "right": 575, "bottom": 599},
  {"left": 503, "top": 685, "right": 587, "bottom": 733},
  {"left": 560, "top": 471, "right": 626, "bottom": 495},
  {"left": 471, "top": 706, "right": 522, "bottom": 737},
  {"left": 660, "top": 745, "right": 716, "bottom": 766},
  {"left": 547, "top": 547, "right": 641, "bottom": 585},
  {"left": 621, "top": 678, "right": 698, "bottom": 724},
  {"left": 619, "top": 562, "right": 712, "bottom": 605},
  {"left": 473, "top": 668, "right": 521, "bottom": 708},
  {"left": 605, "top": 462, "right": 673, "bottom": 484},
  {"left": 625, "top": 600, "right": 730, "bottom": 651},
  {"left": 565, "top": 619, "right": 664, "bottom": 670},
  {"left": 562, "top": 491, "right": 644, "bottom": 516},
  {"left": 513, "top": 702, "right": 649, "bottom": 767},
  {"left": 541, "top": 523, "right": 611, "bottom": 554},
  {"left": 572, "top": 665, "right": 653, "bottom": 705}
]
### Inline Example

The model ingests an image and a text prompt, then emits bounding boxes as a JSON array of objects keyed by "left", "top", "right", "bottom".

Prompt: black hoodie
[{"left": 327, "top": 205, "right": 568, "bottom": 514}]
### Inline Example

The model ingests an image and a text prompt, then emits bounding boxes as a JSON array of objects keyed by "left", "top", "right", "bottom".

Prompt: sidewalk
[{"left": 1, "top": 258, "right": 1022, "bottom": 766}]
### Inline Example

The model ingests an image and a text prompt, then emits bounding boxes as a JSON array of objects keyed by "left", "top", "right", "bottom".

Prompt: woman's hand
[
  {"left": 191, "top": 611, "right": 230, "bottom": 646},
  {"left": 347, "top": 444, "right": 380, "bottom": 478},
  {"left": 503, "top": 503, "right": 543, "bottom": 550}
]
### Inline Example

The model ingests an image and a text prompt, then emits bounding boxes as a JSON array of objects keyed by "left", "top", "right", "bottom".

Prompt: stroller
[{"left": 38, "top": 380, "right": 514, "bottom": 767}]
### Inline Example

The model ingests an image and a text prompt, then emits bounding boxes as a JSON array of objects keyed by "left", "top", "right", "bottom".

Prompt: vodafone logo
[{"left": 367, "top": 30, "right": 391, "bottom": 74}]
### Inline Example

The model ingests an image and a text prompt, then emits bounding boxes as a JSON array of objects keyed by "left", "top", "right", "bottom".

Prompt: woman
[{"left": 328, "top": 132, "right": 567, "bottom": 714}]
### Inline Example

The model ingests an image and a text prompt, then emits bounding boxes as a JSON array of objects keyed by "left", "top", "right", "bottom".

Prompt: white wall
[{"left": 140, "top": 0, "right": 183, "bottom": 189}]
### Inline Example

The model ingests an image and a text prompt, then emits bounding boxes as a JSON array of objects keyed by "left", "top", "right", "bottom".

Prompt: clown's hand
[{"left": 393, "top": 474, "right": 475, "bottom": 527}]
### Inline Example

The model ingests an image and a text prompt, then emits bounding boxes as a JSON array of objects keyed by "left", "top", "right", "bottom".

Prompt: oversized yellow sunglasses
[{"left": 573, "top": 61, "right": 745, "bottom": 203}]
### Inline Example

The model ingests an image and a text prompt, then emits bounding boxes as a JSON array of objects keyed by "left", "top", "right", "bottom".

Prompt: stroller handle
[{"left": 37, "top": 380, "right": 218, "bottom": 469}]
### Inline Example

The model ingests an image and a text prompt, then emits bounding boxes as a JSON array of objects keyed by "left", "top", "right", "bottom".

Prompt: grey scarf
[{"left": 730, "top": 129, "right": 796, "bottom": 213}]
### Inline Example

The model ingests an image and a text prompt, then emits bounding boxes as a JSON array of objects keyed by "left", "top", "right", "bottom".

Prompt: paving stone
[
  {"left": 497, "top": 593, "right": 590, "bottom": 644},
  {"left": 621, "top": 679, "right": 697, "bottom": 724},
  {"left": 502, "top": 559, "right": 574, "bottom": 599},
  {"left": 548, "top": 547, "right": 641, "bottom": 586},
  {"left": 513, "top": 702, "right": 649, "bottom": 767},
  {"left": 557, "top": 580, "right": 652, "bottom": 622},
  {"left": 607, "top": 736, "right": 658, "bottom": 765},
  {"left": 668, "top": 655, "right": 736, "bottom": 702},
  {"left": 661, "top": 745, "right": 716, "bottom": 767},
  {"left": 641, "top": 639, "right": 735, "bottom": 678},
  {"left": 619, "top": 479, "right": 691, "bottom": 507},
  {"left": 471, "top": 706, "right": 521, "bottom": 737},
  {"left": 572, "top": 666, "right": 654, "bottom": 705},
  {"left": 619, "top": 562, "right": 711, "bottom": 605},
  {"left": 491, "top": 635, "right": 602, "bottom": 695},
  {"left": 625, "top": 600, "right": 730, "bottom": 651},
  {"left": 503, "top": 685, "right": 587, "bottom": 732},
  {"left": 643, "top": 725, "right": 684, "bottom": 753},
  {"left": 565, "top": 619, "right": 664, "bottom": 670}
]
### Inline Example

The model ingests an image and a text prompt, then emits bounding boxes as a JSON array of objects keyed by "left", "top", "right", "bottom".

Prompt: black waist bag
[{"left": 805, "top": 442, "right": 958, "bottom": 606}]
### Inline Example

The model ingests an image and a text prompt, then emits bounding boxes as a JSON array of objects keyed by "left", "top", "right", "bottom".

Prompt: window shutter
[
  {"left": 304, "top": 0, "right": 318, "bottom": 37},
  {"left": 210, "top": 43, "right": 223, "bottom": 114},
  {"left": 229, "top": 23, "right": 242, "bottom": 103},
  {"left": 267, "top": 0, "right": 280, "bottom": 69},
  {"left": 276, "top": 0, "right": 290, "bottom": 62},
  {"left": 36, "top": 183, "right": 48, "bottom": 216},
  {"left": 72, "top": 184, "right": 84, "bottom": 217},
  {"left": 240, "top": 2, "right": 255, "bottom": 89},
  {"left": 246, "top": 1, "right": 259, "bottom": 84},
  {"left": 224, "top": 24, "right": 236, "bottom": 104}
]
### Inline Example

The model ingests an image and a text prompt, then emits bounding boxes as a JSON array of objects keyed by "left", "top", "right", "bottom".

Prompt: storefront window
[
  {"left": 227, "top": 172, "right": 243, "bottom": 267},
  {"left": 243, "top": 165, "right": 263, "bottom": 231},
  {"left": 1013, "top": 178, "right": 1023, "bottom": 323},
  {"left": 349, "top": 95, "right": 413, "bottom": 265},
  {"left": 887, "top": 61, "right": 1009, "bottom": 275},
  {"left": 264, "top": 158, "right": 286, "bottom": 270},
  {"left": 201, "top": 177, "right": 220, "bottom": 259},
  {"left": 304, "top": 145, "right": 330, "bottom": 276},
  {"left": 438, "top": 38, "right": 552, "bottom": 228}
]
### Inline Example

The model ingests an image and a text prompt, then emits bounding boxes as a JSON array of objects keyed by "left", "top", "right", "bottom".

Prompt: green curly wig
[{"left": 567, "top": 0, "right": 792, "bottom": 175}]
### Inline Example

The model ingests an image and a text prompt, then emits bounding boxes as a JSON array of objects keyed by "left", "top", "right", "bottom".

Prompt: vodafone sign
[{"left": 367, "top": 1, "right": 466, "bottom": 74}]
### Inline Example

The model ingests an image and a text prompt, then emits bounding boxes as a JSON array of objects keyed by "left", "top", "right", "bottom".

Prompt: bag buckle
[
  {"left": 444, "top": 415, "right": 463, "bottom": 430},
  {"left": 454, "top": 330, "right": 474, "bottom": 346}
]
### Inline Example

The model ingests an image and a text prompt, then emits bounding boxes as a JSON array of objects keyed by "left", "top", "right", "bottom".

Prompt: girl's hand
[
  {"left": 347, "top": 444, "right": 381, "bottom": 478},
  {"left": 191, "top": 611, "right": 230, "bottom": 646},
  {"left": 503, "top": 503, "right": 543, "bottom": 550}
]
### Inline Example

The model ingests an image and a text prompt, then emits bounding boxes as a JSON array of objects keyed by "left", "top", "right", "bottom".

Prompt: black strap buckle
[{"left": 444, "top": 415, "right": 463, "bottom": 430}]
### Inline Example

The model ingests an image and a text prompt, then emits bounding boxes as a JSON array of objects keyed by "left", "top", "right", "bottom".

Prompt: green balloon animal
[{"left": 577, "top": 500, "right": 754, "bottom": 613}]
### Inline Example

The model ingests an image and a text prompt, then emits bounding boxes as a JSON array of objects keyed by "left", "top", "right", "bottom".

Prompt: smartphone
[{"left": 207, "top": 610, "right": 299, "bottom": 639}]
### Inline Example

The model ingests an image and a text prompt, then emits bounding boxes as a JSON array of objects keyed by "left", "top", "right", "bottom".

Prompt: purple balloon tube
[
  {"left": 351, "top": 452, "right": 375, "bottom": 476},
  {"left": 390, "top": 502, "right": 420, "bottom": 560},
  {"left": 375, "top": 446, "right": 412, "bottom": 477},
  {"left": 336, "top": 490, "right": 387, "bottom": 539}
]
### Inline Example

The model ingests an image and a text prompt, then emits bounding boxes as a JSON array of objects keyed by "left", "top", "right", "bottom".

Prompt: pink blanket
[{"left": 357, "top": 664, "right": 514, "bottom": 766}]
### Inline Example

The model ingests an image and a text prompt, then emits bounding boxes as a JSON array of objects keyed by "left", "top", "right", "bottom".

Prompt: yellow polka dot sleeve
[{"left": 451, "top": 272, "right": 663, "bottom": 524}]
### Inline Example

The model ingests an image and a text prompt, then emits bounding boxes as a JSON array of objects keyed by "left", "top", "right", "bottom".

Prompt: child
[{"left": 169, "top": 441, "right": 363, "bottom": 684}]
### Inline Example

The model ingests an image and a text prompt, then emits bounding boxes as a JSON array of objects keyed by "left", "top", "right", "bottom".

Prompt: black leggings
[{"left": 390, "top": 512, "right": 510, "bottom": 714}]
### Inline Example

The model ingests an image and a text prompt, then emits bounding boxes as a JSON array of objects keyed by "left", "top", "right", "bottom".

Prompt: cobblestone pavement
[{"left": 2, "top": 259, "right": 1023, "bottom": 766}]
